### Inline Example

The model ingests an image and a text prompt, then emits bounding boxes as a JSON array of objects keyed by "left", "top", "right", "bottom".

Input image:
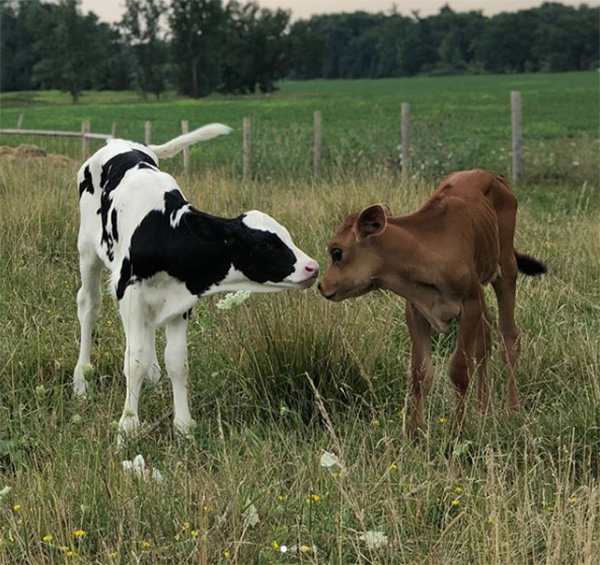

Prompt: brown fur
[{"left": 318, "top": 169, "right": 546, "bottom": 434}]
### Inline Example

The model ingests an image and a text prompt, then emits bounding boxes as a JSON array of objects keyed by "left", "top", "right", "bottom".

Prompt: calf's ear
[
  {"left": 356, "top": 204, "right": 387, "bottom": 239},
  {"left": 381, "top": 203, "right": 393, "bottom": 216}
]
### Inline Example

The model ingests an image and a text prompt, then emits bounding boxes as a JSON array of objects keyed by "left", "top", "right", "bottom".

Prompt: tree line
[{"left": 1, "top": 0, "right": 597, "bottom": 103}]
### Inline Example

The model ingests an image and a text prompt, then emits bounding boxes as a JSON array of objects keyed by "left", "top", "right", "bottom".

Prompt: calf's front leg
[{"left": 405, "top": 302, "right": 433, "bottom": 436}]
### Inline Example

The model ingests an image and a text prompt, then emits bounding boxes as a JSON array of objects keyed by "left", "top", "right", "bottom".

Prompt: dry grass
[{"left": 0, "top": 156, "right": 598, "bottom": 564}]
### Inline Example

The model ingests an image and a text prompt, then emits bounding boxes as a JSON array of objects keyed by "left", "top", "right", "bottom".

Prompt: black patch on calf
[
  {"left": 117, "top": 194, "right": 234, "bottom": 299},
  {"left": 111, "top": 208, "right": 119, "bottom": 242},
  {"left": 138, "top": 162, "right": 157, "bottom": 171},
  {"left": 99, "top": 150, "right": 157, "bottom": 262},
  {"left": 115, "top": 195, "right": 298, "bottom": 300},
  {"left": 78, "top": 165, "right": 94, "bottom": 198},
  {"left": 231, "top": 217, "right": 296, "bottom": 284}
]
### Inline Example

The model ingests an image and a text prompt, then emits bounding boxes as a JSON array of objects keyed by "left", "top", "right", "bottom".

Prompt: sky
[{"left": 80, "top": 0, "right": 597, "bottom": 23}]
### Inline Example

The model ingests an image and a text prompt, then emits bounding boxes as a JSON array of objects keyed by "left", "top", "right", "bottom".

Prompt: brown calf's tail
[{"left": 515, "top": 251, "right": 547, "bottom": 276}]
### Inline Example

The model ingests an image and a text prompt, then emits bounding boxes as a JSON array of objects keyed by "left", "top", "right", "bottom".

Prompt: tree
[
  {"left": 120, "top": 0, "right": 167, "bottom": 100},
  {"left": 170, "top": 0, "right": 226, "bottom": 98},
  {"left": 0, "top": 1, "right": 39, "bottom": 92},
  {"left": 220, "top": 1, "right": 291, "bottom": 94},
  {"left": 24, "top": 0, "right": 106, "bottom": 103}
]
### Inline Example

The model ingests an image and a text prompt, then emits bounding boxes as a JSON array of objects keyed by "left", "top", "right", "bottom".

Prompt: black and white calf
[{"left": 73, "top": 124, "right": 319, "bottom": 439}]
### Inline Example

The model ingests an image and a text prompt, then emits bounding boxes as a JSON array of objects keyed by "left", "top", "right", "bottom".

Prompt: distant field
[{"left": 1, "top": 72, "right": 598, "bottom": 185}]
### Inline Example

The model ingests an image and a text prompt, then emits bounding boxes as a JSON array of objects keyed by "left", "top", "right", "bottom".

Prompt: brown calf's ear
[
  {"left": 381, "top": 203, "right": 393, "bottom": 216},
  {"left": 356, "top": 204, "right": 388, "bottom": 239}
]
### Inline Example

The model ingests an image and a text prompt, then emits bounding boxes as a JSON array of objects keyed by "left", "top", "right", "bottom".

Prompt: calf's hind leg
[
  {"left": 73, "top": 244, "right": 103, "bottom": 398},
  {"left": 492, "top": 268, "right": 520, "bottom": 412},
  {"left": 118, "top": 289, "right": 154, "bottom": 439},
  {"left": 165, "top": 315, "right": 194, "bottom": 436}
]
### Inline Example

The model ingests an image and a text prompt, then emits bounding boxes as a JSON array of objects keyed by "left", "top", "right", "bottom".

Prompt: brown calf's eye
[{"left": 331, "top": 248, "right": 343, "bottom": 262}]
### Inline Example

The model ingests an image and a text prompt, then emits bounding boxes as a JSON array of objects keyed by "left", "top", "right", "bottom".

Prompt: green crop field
[
  {"left": 1, "top": 71, "right": 598, "bottom": 185},
  {"left": 0, "top": 73, "right": 599, "bottom": 564}
]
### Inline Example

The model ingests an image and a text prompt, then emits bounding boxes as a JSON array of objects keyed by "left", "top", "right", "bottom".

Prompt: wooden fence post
[
  {"left": 511, "top": 91, "right": 522, "bottom": 186},
  {"left": 181, "top": 120, "right": 190, "bottom": 172},
  {"left": 243, "top": 117, "right": 251, "bottom": 182},
  {"left": 401, "top": 103, "right": 411, "bottom": 179},
  {"left": 111, "top": 122, "right": 118, "bottom": 138},
  {"left": 81, "top": 121, "right": 90, "bottom": 159},
  {"left": 17, "top": 114, "right": 24, "bottom": 129},
  {"left": 313, "top": 110, "right": 322, "bottom": 183},
  {"left": 144, "top": 121, "right": 152, "bottom": 145}
]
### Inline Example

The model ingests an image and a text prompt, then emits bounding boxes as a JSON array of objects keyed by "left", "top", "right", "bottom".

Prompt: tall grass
[{"left": 0, "top": 151, "right": 598, "bottom": 564}]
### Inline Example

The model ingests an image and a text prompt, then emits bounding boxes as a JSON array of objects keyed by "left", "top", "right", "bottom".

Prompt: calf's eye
[{"left": 331, "top": 248, "right": 343, "bottom": 262}]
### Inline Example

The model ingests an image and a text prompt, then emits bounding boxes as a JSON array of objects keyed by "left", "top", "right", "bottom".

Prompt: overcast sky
[{"left": 80, "top": 0, "right": 597, "bottom": 23}]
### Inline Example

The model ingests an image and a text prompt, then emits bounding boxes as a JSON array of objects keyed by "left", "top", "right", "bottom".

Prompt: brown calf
[{"left": 318, "top": 169, "right": 546, "bottom": 433}]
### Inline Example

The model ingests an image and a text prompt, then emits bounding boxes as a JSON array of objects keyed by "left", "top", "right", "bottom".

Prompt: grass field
[
  {"left": 1, "top": 72, "right": 598, "bottom": 185},
  {"left": 0, "top": 73, "right": 599, "bottom": 564}
]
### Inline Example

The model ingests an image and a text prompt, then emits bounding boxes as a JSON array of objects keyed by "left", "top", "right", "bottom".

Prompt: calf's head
[
  {"left": 229, "top": 210, "right": 319, "bottom": 292},
  {"left": 318, "top": 204, "right": 390, "bottom": 301}
]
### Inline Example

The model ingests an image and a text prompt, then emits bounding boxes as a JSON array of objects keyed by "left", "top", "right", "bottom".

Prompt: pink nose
[{"left": 304, "top": 260, "right": 319, "bottom": 276}]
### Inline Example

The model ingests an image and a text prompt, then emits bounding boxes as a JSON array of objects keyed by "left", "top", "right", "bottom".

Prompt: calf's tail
[
  {"left": 515, "top": 251, "right": 547, "bottom": 276},
  {"left": 149, "top": 123, "right": 232, "bottom": 158}
]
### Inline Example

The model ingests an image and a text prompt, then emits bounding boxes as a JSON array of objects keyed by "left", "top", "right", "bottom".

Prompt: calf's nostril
[{"left": 304, "top": 260, "right": 319, "bottom": 275}]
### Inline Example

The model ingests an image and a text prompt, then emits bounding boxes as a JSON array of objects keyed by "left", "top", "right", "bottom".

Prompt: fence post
[
  {"left": 313, "top": 110, "right": 322, "bottom": 183},
  {"left": 81, "top": 121, "right": 90, "bottom": 160},
  {"left": 401, "top": 102, "right": 411, "bottom": 179},
  {"left": 511, "top": 91, "right": 522, "bottom": 186},
  {"left": 243, "top": 117, "right": 251, "bottom": 182},
  {"left": 181, "top": 120, "right": 190, "bottom": 173},
  {"left": 17, "top": 114, "right": 24, "bottom": 129},
  {"left": 144, "top": 121, "right": 152, "bottom": 145},
  {"left": 111, "top": 122, "right": 118, "bottom": 138}
]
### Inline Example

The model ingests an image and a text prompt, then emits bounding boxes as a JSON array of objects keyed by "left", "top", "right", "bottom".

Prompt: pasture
[{"left": 0, "top": 73, "right": 599, "bottom": 564}]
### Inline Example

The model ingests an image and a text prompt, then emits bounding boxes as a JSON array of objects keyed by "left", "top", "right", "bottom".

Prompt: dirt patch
[{"left": 0, "top": 144, "right": 74, "bottom": 165}]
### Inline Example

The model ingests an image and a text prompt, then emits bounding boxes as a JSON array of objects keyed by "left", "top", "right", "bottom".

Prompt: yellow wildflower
[
  {"left": 42, "top": 535, "right": 54, "bottom": 543},
  {"left": 190, "top": 530, "right": 199, "bottom": 538},
  {"left": 73, "top": 529, "right": 86, "bottom": 538},
  {"left": 438, "top": 417, "right": 448, "bottom": 425},
  {"left": 300, "top": 545, "right": 311, "bottom": 553},
  {"left": 224, "top": 550, "right": 230, "bottom": 559},
  {"left": 66, "top": 551, "right": 77, "bottom": 558},
  {"left": 271, "top": 541, "right": 279, "bottom": 550},
  {"left": 141, "top": 540, "right": 151, "bottom": 549},
  {"left": 371, "top": 418, "right": 381, "bottom": 427},
  {"left": 451, "top": 498, "right": 461, "bottom": 507},
  {"left": 13, "top": 504, "right": 21, "bottom": 512},
  {"left": 454, "top": 487, "right": 463, "bottom": 494}
]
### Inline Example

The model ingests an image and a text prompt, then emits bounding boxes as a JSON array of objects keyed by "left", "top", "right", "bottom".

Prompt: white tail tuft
[{"left": 149, "top": 123, "right": 232, "bottom": 158}]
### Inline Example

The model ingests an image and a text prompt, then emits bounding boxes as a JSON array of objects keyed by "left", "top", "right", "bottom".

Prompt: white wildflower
[
  {"left": 122, "top": 454, "right": 164, "bottom": 484},
  {"left": 359, "top": 530, "right": 388, "bottom": 549},
  {"left": 216, "top": 291, "right": 251, "bottom": 310},
  {"left": 319, "top": 450, "right": 341, "bottom": 469}
]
